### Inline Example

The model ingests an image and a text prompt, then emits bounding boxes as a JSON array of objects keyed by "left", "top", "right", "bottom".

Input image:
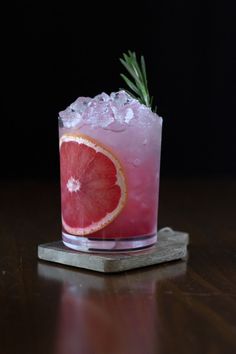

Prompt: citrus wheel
[{"left": 60, "top": 134, "right": 127, "bottom": 235}]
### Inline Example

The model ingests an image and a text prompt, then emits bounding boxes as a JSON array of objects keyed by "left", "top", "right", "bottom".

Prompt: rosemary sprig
[{"left": 120, "top": 51, "right": 157, "bottom": 112}]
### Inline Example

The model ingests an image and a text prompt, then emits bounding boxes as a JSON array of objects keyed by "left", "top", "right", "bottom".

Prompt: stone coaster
[{"left": 38, "top": 228, "right": 189, "bottom": 273}]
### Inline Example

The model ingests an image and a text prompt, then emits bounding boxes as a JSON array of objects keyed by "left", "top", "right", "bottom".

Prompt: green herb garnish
[{"left": 120, "top": 50, "right": 156, "bottom": 112}]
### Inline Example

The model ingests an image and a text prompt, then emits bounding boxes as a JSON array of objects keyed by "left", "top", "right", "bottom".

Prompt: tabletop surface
[{"left": 0, "top": 178, "right": 235, "bottom": 354}]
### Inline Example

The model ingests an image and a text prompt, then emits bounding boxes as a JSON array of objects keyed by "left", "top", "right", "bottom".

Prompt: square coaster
[{"left": 38, "top": 228, "right": 189, "bottom": 273}]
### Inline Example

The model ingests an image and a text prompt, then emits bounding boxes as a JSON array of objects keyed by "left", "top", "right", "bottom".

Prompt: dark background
[{"left": 2, "top": 1, "right": 236, "bottom": 180}]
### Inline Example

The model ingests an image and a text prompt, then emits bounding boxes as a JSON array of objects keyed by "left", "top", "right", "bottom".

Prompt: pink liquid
[
  {"left": 59, "top": 104, "right": 162, "bottom": 251},
  {"left": 92, "top": 156, "right": 159, "bottom": 239}
]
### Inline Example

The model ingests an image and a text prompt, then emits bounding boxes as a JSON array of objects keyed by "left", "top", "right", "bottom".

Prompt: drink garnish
[{"left": 120, "top": 51, "right": 157, "bottom": 112}]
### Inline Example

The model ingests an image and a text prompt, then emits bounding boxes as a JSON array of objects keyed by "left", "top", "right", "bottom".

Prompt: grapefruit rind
[{"left": 60, "top": 134, "right": 127, "bottom": 236}]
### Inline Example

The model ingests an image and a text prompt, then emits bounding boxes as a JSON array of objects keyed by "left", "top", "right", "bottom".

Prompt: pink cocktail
[{"left": 59, "top": 91, "right": 162, "bottom": 251}]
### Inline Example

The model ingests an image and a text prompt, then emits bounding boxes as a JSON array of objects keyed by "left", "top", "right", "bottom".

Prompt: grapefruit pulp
[{"left": 60, "top": 134, "right": 127, "bottom": 235}]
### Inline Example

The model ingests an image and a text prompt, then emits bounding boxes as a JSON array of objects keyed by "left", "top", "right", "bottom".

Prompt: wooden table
[{"left": 0, "top": 179, "right": 235, "bottom": 354}]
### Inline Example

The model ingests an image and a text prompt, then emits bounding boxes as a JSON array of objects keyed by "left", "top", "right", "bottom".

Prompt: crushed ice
[{"left": 59, "top": 90, "right": 158, "bottom": 130}]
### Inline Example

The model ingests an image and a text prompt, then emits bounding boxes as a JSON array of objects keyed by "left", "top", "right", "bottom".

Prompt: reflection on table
[{"left": 38, "top": 261, "right": 186, "bottom": 354}]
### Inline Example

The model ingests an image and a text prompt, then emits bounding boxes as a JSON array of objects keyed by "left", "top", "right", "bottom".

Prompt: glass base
[{"left": 62, "top": 232, "right": 157, "bottom": 253}]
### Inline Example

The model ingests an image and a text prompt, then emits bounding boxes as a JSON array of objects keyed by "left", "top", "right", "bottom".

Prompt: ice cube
[
  {"left": 110, "top": 103, "right": 134, "bottom": 125},
  {"left": 70, "top": 97, "right": 92, "bottom": 113},
  {"left": 83, "top": 100, "right": 114, "bottom": 128},
  {"left": 124, "top": 108, "right": 134, "bottom": 123},
  {"left": 94, "top": 92, "right": 110, "bottom": 102},
  {"left": 105, "top": 121, "right": 127, "bottom": 132},
  {"left": 59, "top": 107, "right": 82, "bottom": 128},
  {"left": 110, "top": 90, "right": 134, "bottom": 107}
]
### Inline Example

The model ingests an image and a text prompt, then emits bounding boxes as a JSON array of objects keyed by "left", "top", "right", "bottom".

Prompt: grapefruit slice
[{"left": 60, "top": 134, "right": 127, "bottom": 235}]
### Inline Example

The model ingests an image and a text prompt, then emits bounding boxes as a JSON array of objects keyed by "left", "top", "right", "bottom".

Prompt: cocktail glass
[{"left": 59, "top": 91, "right": 162, "bottom": 252}]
